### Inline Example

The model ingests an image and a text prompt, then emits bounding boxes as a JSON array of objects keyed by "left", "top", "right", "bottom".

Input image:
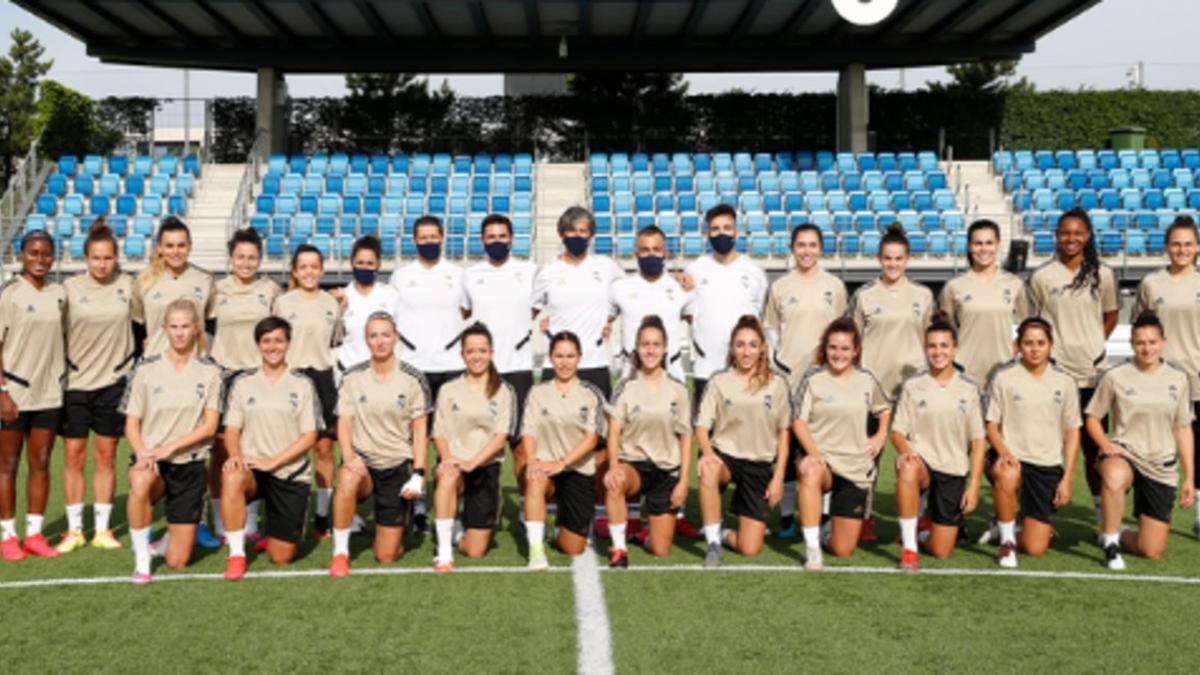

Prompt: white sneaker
[
  {"left": 528, "top": 545, "right": 549, "bottom": 570},
  {"left": 997, "top": 541, "right": 1018, "bottom": 569},
  {"left": 1103, "top": 543, "right": 1126, "bottom": 571},
  {"left": 804, "top": 547, "right": 824, "bottom": 571},
  {"left": 978, "top": 520, "right": 999, "bottom": 545}
]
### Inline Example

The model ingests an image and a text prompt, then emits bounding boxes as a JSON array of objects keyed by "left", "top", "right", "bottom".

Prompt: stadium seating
[
  {"left": 588, "top": 151, "right": 964, "bottom": 259},
  {"left": 27, "top": 153, "right": 200, "bottom": 259},
  {"left": 252, "top": 153, "right": 535, "bottom": 259},
  {"left": 994, "top": 149, "right": 1198, "bottom": 256}
]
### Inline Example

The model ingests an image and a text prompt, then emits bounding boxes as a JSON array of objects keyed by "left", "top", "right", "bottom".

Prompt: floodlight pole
[{"left": 836, "top": 63, "right": 868, "bottom": 153}]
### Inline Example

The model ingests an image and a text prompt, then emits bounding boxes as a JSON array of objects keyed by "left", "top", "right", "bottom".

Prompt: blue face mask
[
  {"left": 563, "top": 236, "right": 590, "bottom": 257},
  {"left": 352, "top": 267, "right": 377, "bottom": 285},
  {"left": 709, "top": 233, "right": 735, "bottom": 255},
  {"left": 637, "top": 255, "right": 665, "bottom": 278},
  {"left": 416, "top": 242, "right": 441, "bottom": 262},
  {"left": 484, "top": 241, "right": 511, "bottom": 262}
]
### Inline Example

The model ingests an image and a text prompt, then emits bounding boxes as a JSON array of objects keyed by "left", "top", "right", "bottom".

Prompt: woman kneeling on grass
[
  {"left": 1085, "top": 312, "right": 1195, "bottom": 570},
  {"left": 123, "top": 299, "right": 223, "bottom": 583},
  {"left": 696, "top": 315, "right": 791, "bottom": 569},
  {"left": 891, "top": 312, "right": 987, "bottom": 572},
  {"left": 219, "top": 317, "right": 320, "bottom": 580},
  {"left": 430, "top": 323, "right": 518, "bottom": 572},
  {"left": 984, "top": 316, "right": 1081, "bottom": 569},
  {"left": 604, "top": 315, "right": 693, "bottom": 568},
  {"left": 521, "top": 331, "right": 607, "bottom": 569},
  {"left": 329, "top": 312, "right": 430, "bottom": 578},
  {"left": 792, "top": 317, "right": 891, "bottom": 570}
]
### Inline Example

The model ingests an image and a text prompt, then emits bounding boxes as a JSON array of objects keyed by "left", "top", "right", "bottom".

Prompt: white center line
[{"left": 571, "top": 546, "right": 615, "bottom": 675}]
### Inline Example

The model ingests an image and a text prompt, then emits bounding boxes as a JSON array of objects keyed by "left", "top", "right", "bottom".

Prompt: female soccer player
[
  {"left": 219, "top": 317, "right": 320, "bottom": 580},
  {"left": 337, "top": 235, "right": 399, "bottom": 372},
  {"left": 329, "top": 312, "right": 430, "bottom": 577},
  {"left": 521, "top": 331, "right": 607, "bottom": 569},
  {"left": 132, "top": 216, "right": 215, "bottom": 357},
  {"left": 793, "top": 318, "right": 891, "bottom": 570},
  {"left": 939, "top": 219, "right": 1029, "bottom": 384},
  {"left": 849, "top": 224, "right": 933, "bottom": 540},
  {"left": 430, "top": 323, "right": 517, "bottom": 571},
  {"left": 208, "top": 228, "right": 281, "bottom": 542},
  {"left": 1132, "top": 216, "right": 1200, "bottom": 536},
  {"left": 604, "top": 315, "right": 692, "bottom": 567},
  {"left": 273, "top": 244, "right": 342, "bottom": 538},
  {"left": 1028, "top": 208, "right": 1118, "bottom": 527},
  {"left": 123, "top": 299, "right": 223, "bottom": 582},
  {"left": 0, "top": 230, "right": 66, "bottom": 560},
  {"left": 891, "top": 313, "right": 987, "bottom": 571},
  {"left": 764, "top": 223, "right": 848, "bottom": 539},
  {"left": 58, "top": 222, "right": 136, "bottom": 553},
  {"left": 696, "top": 315, "right": 791, "bottom": 568},
  {"left": 1085, "top": 312, "right": 1195, "bottom": 570},
  {"left": 985, "top": 317, "right": 1081, "bottom": 568}
]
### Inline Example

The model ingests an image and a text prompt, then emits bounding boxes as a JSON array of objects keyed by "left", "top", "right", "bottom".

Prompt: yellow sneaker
[
  {"left": 55, "top": 530, "right": 87, "bottom": 554},
  {"left": 91, "top": 530, "right": 123, "bottom": 550}
]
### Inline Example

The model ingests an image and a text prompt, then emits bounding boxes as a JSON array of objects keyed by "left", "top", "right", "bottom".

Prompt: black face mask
[
  {"left": 637, "top": 255, "right": 665, "bottom": 278},
  {"left": 352, "top": 268, "right": 377, "bottom": 285},
  {"left": 484, "top": 241, "right": 511, "bottom": 262},
  {"left": 563, "top": 236, "right": 590, "bottom": 257},
  {"left": 416, "top": 243, "right": 441, "bottom": 262},
  {"left": 709, "top": 234, "right": 735, "bottom": 255}
]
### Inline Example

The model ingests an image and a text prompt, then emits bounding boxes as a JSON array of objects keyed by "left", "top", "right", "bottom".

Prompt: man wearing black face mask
[
  {"left": 532, "top": 206, "right": 623, "bottom": 400},
  {"left": 682, "top": 204, "right": 768, "bottom": 412},
  {"left": 611, "top": 225, "right": 692, "bottom": 381},
  {"left": 389, "top": 215, "right": 467, "bottom": 534},
  {"left": 462, "top": 214, "right": 537, "bottom": 452}
]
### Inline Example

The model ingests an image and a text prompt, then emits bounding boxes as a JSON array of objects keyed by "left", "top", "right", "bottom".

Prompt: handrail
[
  {"left": 0, "top": 136, "right": 46, "bottom": 275},
  {"left": 226, "top": 129, "right": 269, "bottom": 241}
]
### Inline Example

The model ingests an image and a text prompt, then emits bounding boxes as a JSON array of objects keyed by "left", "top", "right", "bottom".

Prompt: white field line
[
  {"left": 571, "top": 547, "right": 615, "bottom": 675},
  {"left": 2, "top": 562, "right": 1199, "bottom": 590}
]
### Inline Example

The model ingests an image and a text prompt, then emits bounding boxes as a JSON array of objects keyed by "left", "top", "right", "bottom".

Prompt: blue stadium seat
[{"left": 124, "top": 236, "right": 146, "bottom": 259}]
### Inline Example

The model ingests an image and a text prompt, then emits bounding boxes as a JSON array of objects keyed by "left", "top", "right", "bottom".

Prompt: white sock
[
  {"left": 436, "top": 519, "right": 453, "bottom": 562},
  {"left": 1092, "top": 495, "right": 1103, "bottom": 524},
  {"left": 26, "top": 514, "right": 43, "bottom": 537},
  {"left": 822, "top": 492, "right": 831, "bottom": 516},
  {"left": 703, "top": 523, "right": 721, "bottom": 546},
  {"left": 1101, "top": 531, "right": 1120, "bottom": 548},
  {"left": 526, "top": 521, "right": 545, "bottom": 544},
  {"left": 316, "top": 488, "right": 332, "bottom": 517},
  {"left": 94, "top": 503, "right": 113, "bottom": 532},
  {"left": 226, "top": 529, "right": 246, "bottom": 557},
  {"left": 245, "top": 500, "right": 260, "bottom": 535},
  {"left": 802, "top": 526, "right": 820, "bottom": 549},
  {"left": 66, "top": 503, "right": 84, "bottom": 532},
  {"left": 131, "top": 527, "right": 151, "bottom": 575},
  {"left": 210, "top": 498, "right": 225, "bottom": 536},
  {"left": 899, "top": 517, "right": 918, "bottom": 551},
  {"left": 611, "top": 523, "right": 627, "bottom": 551},
  {"left": 332, "top": 528, "right": 351, "bottom": 557},
  {"left": 998, "top": 520, "right": 1016, "bottom": 545},
  {"left": 780, "top": 482, "right": 797, "bottom": 518},
  {"left": 0, "top": 519, "right": 15, "bottom": 539}
]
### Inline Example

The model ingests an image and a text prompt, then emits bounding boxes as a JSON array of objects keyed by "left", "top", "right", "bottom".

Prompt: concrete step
[
  {"left": 187, "top": 163, "right": 246, "bottom": 269},
  {"left": 535, "top": 162, "right": 587, "bottom": 263}
]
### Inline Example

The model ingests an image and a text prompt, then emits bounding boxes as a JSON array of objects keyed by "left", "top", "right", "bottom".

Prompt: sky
[{"left": 0, "top": 0, "right": 1194, "bottom": 109}]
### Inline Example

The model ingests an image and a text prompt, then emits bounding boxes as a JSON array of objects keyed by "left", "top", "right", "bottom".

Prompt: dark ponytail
[
  {"left": 880, "top": 223, "right": 910, "bottom": 255},
  {"left": 84, "top": 216, "right": 119, "bottom": 263},
  {"left": 461, "top": 322, "right": 501, "bottom": 399},
  {"left": 925, "top": 310, "right": 957, "bottom": 343}
]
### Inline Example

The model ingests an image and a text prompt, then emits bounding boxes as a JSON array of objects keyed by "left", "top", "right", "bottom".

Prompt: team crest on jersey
[
  {"left": 666, "top": 288, "right": 676, "bottom": 301},
  {"left": 669, "top": 400, "right": 678, "bottom": 418},
  {"left": 911, "top": 302, "right": 923, "bottom": 317},
  {"left": 193, "top": 286, "right": 204, "bottom": 300},
  {"left": 592, "top": 270, "right": 603, "bottom": 284},
  {"left": 396, "top": 393, "right": 407, "bottom": 408},
  {"left": 862, "top": 392, "right": 870, "bottom": 406},
  {"left": 1169, "top": 384, "right": 1180, "bottom": 401},
  {"left": 288, "top": 391, "right": 299, "bottom": 409},
  {"left": 488, "top": 400, "right": 498, "bottom": 416},
  {"left": 824, "top": 290, "right": 833, "bottom": 307},
  {"left": 579, "top": 406, "right": 590, "bottom": 423},
  {"left": 958, "top": 398, "right": 969, "bottom": 413},
  {"left": 195, "top": 383, "right": 207, "bottom": 400},
  {"left": 515, "top": 272, "right": 525, "bottom": 283},
  {"left": 117, "top": 288, "right": 128, "bottom": 303},
  {"left": 1194, "top": 291, "right": 1200, "bottom": 305},
  {"left": 763, "top": 394, "right": 773, "bottom": 410},
  {"left": 740, "top": 274, "right": 750, "bottom": 289},
  {"left": 258, "top": 294, "right": 269, "bottom": 307},
  {"left": 444, "top": 274, "right": 455, "bottom": 287},
  {"left": 1053, "top": 389, "right": 1064, "bottom": 405},
  {"left": 1002, "top": 288, "right": 1013, "bottom": 305}
]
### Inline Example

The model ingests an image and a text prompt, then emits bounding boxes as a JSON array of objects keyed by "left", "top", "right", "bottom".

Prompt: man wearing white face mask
[{"left": 390, "top": 215, "right": 467, "bottom": 535}]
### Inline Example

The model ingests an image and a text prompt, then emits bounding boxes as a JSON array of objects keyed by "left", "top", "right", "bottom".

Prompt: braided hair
[{"left": 1058, "top": 208, "right": 1101, "bottom": 297}]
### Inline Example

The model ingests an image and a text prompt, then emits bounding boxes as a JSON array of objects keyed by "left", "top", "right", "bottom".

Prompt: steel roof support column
[
  {"left": 836, "top": 63, "right": 868, "bottom": 153},
  {"left": 256, "top": 67, "right": 289, "bottom": 158}
]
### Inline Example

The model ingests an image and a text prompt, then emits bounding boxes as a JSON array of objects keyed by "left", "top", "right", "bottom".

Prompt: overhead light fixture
[{"left": 832, "top": 0, "right": 898, "bottom": 26}]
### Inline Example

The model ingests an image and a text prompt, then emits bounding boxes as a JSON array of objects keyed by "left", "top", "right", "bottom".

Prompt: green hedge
[{"left": 205, "top": 89, "right": 1200, "bottom": 162}]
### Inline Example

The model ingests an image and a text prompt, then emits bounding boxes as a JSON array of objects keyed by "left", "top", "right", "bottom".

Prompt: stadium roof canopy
[{"left": 16, "top": 0, "right": 1101, "bottom": 73}]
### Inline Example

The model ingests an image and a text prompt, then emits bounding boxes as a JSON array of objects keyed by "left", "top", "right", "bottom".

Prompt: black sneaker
[
  {"left": 313, "top": 514, "right": 330, "bottom": 540},
  {"left": 1104, "top": 542, "right": 1126, "bottom": 571},
  {"left": 413, "top": 513, "right": 430, "bottom": 535},
  {"left": 957, "top": 521, "right": 970, "bottom": 544}
]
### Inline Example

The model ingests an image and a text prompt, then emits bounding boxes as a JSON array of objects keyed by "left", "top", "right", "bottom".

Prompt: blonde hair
[
  {"left": 139, "top": 217, "right": 191, "bottom": 295},
  {"left": 725, "top": 314, "right": 772, "bottom": 393},
  {"left": 162, "top": 297, "right": 207, "bottom": 354}
]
